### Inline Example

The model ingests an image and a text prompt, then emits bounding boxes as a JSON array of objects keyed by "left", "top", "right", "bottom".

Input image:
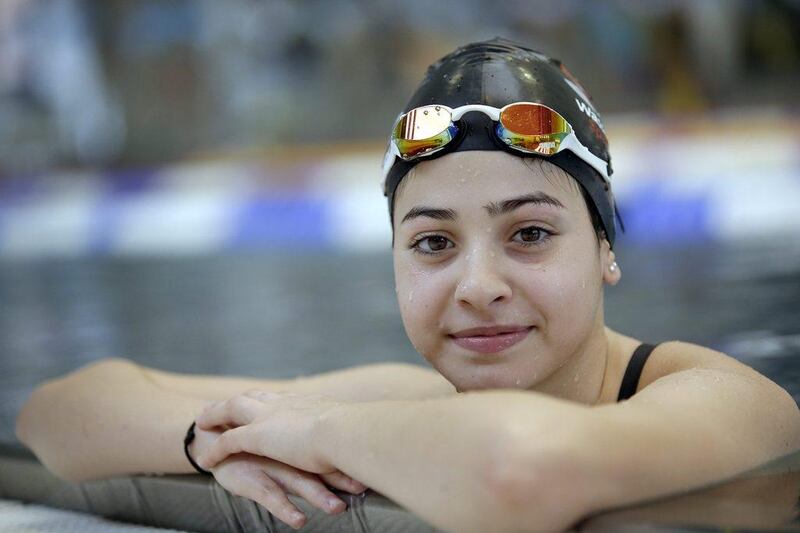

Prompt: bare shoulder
[
  {"left": 605, "top": 330, "right": 792, "bottom": 401},
  {"left": 603, "top": 332, "right": 800, "bottom": 460},
  {"left": 638, "top": 340, "right": 770, "bottom": 390}
]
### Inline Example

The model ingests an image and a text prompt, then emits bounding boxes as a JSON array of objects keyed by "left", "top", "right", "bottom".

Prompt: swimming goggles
[{"left": 382, "top": 102, "right": 610, "bottom": 184}]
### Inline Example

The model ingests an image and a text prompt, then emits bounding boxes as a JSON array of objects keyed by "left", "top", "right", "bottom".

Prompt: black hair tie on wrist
[{"left": 183, "top": 421, "right": 213, "bottom": 476}]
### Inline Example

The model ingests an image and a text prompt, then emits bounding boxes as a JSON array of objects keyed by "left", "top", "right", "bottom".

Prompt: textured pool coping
[{"left": 2, "top": 442, "right": 799, "bottom": 532}]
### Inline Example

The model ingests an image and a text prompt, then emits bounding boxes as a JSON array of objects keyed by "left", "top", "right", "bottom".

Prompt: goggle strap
[{"left": 614, "top": 203, "right": 626, "bottom": 234}]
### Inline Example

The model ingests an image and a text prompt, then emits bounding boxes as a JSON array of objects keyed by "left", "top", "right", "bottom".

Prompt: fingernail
[
  {"left": 327, "top": 497, "right": 344, "bottom": 512},
  {"left": 291, "top": 511, "right": 305, "bottom": 524}
]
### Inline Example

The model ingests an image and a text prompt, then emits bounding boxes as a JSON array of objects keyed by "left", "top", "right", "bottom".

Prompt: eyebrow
[
  {"left": 484, "top": 192, "right": 566, "bottom": 217},
  {"left": 401, "top": 206, "right": 457, "bottom": 224},
  {"left": 401, "top": 192, "right": 565, "bottom": 224}
]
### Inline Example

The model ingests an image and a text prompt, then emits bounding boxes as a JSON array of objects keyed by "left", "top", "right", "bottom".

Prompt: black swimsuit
[{"left": 617, "top": 343, "right": 658, "bottom": 402}]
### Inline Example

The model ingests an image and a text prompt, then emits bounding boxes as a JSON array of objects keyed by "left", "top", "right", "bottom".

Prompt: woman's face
[{"left": 392, "top": 151, "right": 619, "bottom": 393}]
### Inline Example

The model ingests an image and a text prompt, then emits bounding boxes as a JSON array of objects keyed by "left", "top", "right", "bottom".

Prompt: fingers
[
  {"left": 213, "top": 456, "right": 349, "bottom": 530},
  {"left": 319, "top": 471, "right": 368, "bottom": 494},
  {"left": 241, "top": 469, "right": 308, "bottom": 530},
  {"left": 196, "top": 426, "right": 253, "bottom": 468},
  {"left": 196, "top": 395, "right": 263, "bottom": 430},
  {"left": 266, "top": 463, "right": 347, "bottom": 515}
]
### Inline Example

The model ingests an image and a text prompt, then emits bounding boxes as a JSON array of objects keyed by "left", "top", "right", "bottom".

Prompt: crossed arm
[
  {"left": 14, "top": 357, "right": 455, "bottom": 480},
  {"left": 16, "top": 350, "right": 800, "bottom": 533},
  {"left": 190, "top": 364, "right": 800, "bottom": 532}
]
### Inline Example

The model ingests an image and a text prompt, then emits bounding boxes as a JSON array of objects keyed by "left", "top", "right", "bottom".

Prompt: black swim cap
[{"left": 384, "top": 37, "right": 619, "bottom": 245}]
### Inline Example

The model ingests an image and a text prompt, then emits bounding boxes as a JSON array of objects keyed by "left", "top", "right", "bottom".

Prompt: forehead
[{"left": 395, "top": 151, "right": 583, "bottom": 212}]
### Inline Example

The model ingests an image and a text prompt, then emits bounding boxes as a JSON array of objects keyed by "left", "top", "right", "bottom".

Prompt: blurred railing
[{"left": 1, "top": 113, "right": 799, "bottom": 258}]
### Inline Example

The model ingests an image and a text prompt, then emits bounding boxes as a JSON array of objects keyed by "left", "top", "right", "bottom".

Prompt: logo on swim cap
[{"left": 563, "top": 78, "right": 605, "bottom": 132}]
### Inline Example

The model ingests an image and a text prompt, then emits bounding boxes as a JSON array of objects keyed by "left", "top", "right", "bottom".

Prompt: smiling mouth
[{"left": 448, "top": 326, "right": 534, "bottom": 354}]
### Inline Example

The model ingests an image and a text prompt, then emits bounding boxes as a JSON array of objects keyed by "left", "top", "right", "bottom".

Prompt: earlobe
[
  {"left": 605, "top": 260, "right": 621, "bottom": 285},
  {"left": 603, "top": 259, "right": 622, "bottom": 285},
  {"left": 601, "top": 241, "right": 621, "bottom": 286}
]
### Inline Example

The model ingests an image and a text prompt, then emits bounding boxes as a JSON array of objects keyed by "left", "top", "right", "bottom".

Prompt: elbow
[
  {"left": 15, "top": 357, "right": 135, "bottom": 482},
  {"left": 14, "top": 384, "right": 78, "bottom": 482},
  {"left": 15, "top": 379, "right": 57, "bottom": 448}
]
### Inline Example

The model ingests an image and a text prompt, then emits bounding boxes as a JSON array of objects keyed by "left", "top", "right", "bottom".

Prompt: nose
[{"left": 454, "top": 248, "right": 512, "bottom": 311}]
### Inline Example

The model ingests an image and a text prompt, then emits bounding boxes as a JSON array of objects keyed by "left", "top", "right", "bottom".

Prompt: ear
[{"left": 600, "top": 238, "right": 621, "bottom": 286}]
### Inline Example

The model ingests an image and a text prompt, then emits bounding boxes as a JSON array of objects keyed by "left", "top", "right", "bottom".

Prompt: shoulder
[
  {"left": 602, "top": 333, "right": 800, "bottom": 452},
  {"left": 637, "top": 340, "right": 761, "bottom": 390},
  {"left": 605, "top": 330, "right": 768, "bottom": 400}
]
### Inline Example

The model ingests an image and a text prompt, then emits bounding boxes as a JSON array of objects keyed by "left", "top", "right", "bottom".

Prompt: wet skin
[{"left": 392, "top": 151, "right": 621, "bottom": 402}]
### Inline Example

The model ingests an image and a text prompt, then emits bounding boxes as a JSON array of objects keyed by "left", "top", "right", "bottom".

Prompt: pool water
[{"left": 1, "top": 240, "right": 799, "bottom": 444}]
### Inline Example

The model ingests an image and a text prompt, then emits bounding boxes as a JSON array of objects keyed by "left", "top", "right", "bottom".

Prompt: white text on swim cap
[{"left": 575, "top": 98, "right": 605, "bottom": 131}]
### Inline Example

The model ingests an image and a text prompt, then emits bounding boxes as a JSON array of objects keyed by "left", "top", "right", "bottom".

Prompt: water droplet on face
[
  {"left": 515, "top": 379, "right": 521, "bottom": 386},
  {"left": 408, "top": 290, "right": 414, "bottom": 302}
]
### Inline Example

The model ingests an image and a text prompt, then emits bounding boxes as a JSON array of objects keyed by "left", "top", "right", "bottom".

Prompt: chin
[{"left": 444, "top": 366, "right": 538, "bottom": 393}]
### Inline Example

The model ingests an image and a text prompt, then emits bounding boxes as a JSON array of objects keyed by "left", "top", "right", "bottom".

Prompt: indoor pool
[{"left": 1, "top": 240, "right": 799, "bottom": 531}]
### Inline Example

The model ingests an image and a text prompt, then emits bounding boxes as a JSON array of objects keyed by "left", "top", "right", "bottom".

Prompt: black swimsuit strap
[{"left": 617, "top": 343, "right": 658, "bottom": 402}]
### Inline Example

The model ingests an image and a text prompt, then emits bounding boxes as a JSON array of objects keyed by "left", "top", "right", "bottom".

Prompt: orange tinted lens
[
  {"left": 500, "top": 103, "right": 569, "bottom": 136},
  {"left": 392, "top": 105, "right": 455, "bottom": 159},
  {"left": 498, "top": 103, "right": 571, "bottom": 155}
]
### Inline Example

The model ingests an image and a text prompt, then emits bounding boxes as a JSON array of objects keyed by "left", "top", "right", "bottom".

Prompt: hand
[
  {"left": 192, "top": 425, "right": 366, "bottom": 530},
  {"left": 194, "top": 390, "right": 349, "bottom": 475}
]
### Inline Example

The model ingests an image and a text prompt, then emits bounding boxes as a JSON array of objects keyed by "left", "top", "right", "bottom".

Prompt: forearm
[
  {"left": 16, "top": 357, "right": 454, "bottom": 483},
  {"left": 16, "top": 359, "right": 210, "bottom": 482},
  {"left": 146, "top": 362, "right": 455, "bottom": 403},
  {"left": 316, "top": 391, "right": 590, "bottom": 533}
]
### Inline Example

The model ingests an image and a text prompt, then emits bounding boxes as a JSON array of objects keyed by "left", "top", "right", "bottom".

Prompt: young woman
[{"left": 16, "top": 39, "right": 800, "bottom": 533}]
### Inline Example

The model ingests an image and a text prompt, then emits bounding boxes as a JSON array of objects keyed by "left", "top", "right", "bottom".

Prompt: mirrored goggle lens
[
  {"left": 498, "top": 103, "right": 571, "bottom": 155},
  {"left": 392, "top": 105, "right": 457, "bottom": 159}
]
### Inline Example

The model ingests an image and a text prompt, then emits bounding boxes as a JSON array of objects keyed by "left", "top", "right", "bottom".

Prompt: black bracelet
[{"left": 183, "top": 421, "right": 213, "bottom": 476}]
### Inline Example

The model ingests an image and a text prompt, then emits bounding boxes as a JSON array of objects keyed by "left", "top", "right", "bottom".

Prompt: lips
[{"left": 448, "top": 325, "right": 533, "bottom": 354}]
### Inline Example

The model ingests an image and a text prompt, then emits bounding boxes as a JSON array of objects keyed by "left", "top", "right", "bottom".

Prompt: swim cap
[{"left": 383, "top": 37, "right": 619, "bottom": 245}]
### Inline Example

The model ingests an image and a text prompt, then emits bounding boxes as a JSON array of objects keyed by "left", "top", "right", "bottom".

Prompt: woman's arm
[
  {"left": 197, "top": 389, "right": 596, "bottom": 532},
  {"left": 140, "top": 359, "right": 456, "bottom": 402},
  {"left": 15, "top": 358, "right": 210, "bottom": 482},
  {"left": 312, "top": 392, "right": 595, "bottom": 533},
  {"left": 306, "top": 351, "right": 800, "bottom": 532},
  {"left": 579, "top": 355, "right": 800, "bottom": 509},
  {"left": 15, "top": 357, "right": 455, "bottom": 482}
]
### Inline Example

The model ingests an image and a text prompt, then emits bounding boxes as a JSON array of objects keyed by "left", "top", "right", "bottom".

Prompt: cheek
[
  {"left": 394, "top": 256, "right": 448, "bottom": 352},
  {"left": 517, "top": 248, "right": 602, "bottom": 331}
]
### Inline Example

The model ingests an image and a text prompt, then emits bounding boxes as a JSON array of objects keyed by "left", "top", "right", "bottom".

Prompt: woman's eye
[
  {"left": 410, "top": 235, "right": 454, "bottom": 255},
  {"left": 512, "top": 226, "right": 550, "bottom": 246}
]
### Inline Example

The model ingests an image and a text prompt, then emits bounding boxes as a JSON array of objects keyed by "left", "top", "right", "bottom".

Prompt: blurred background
[{"left": 1, "top": 0, "right": 800, "bottom": 443}]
